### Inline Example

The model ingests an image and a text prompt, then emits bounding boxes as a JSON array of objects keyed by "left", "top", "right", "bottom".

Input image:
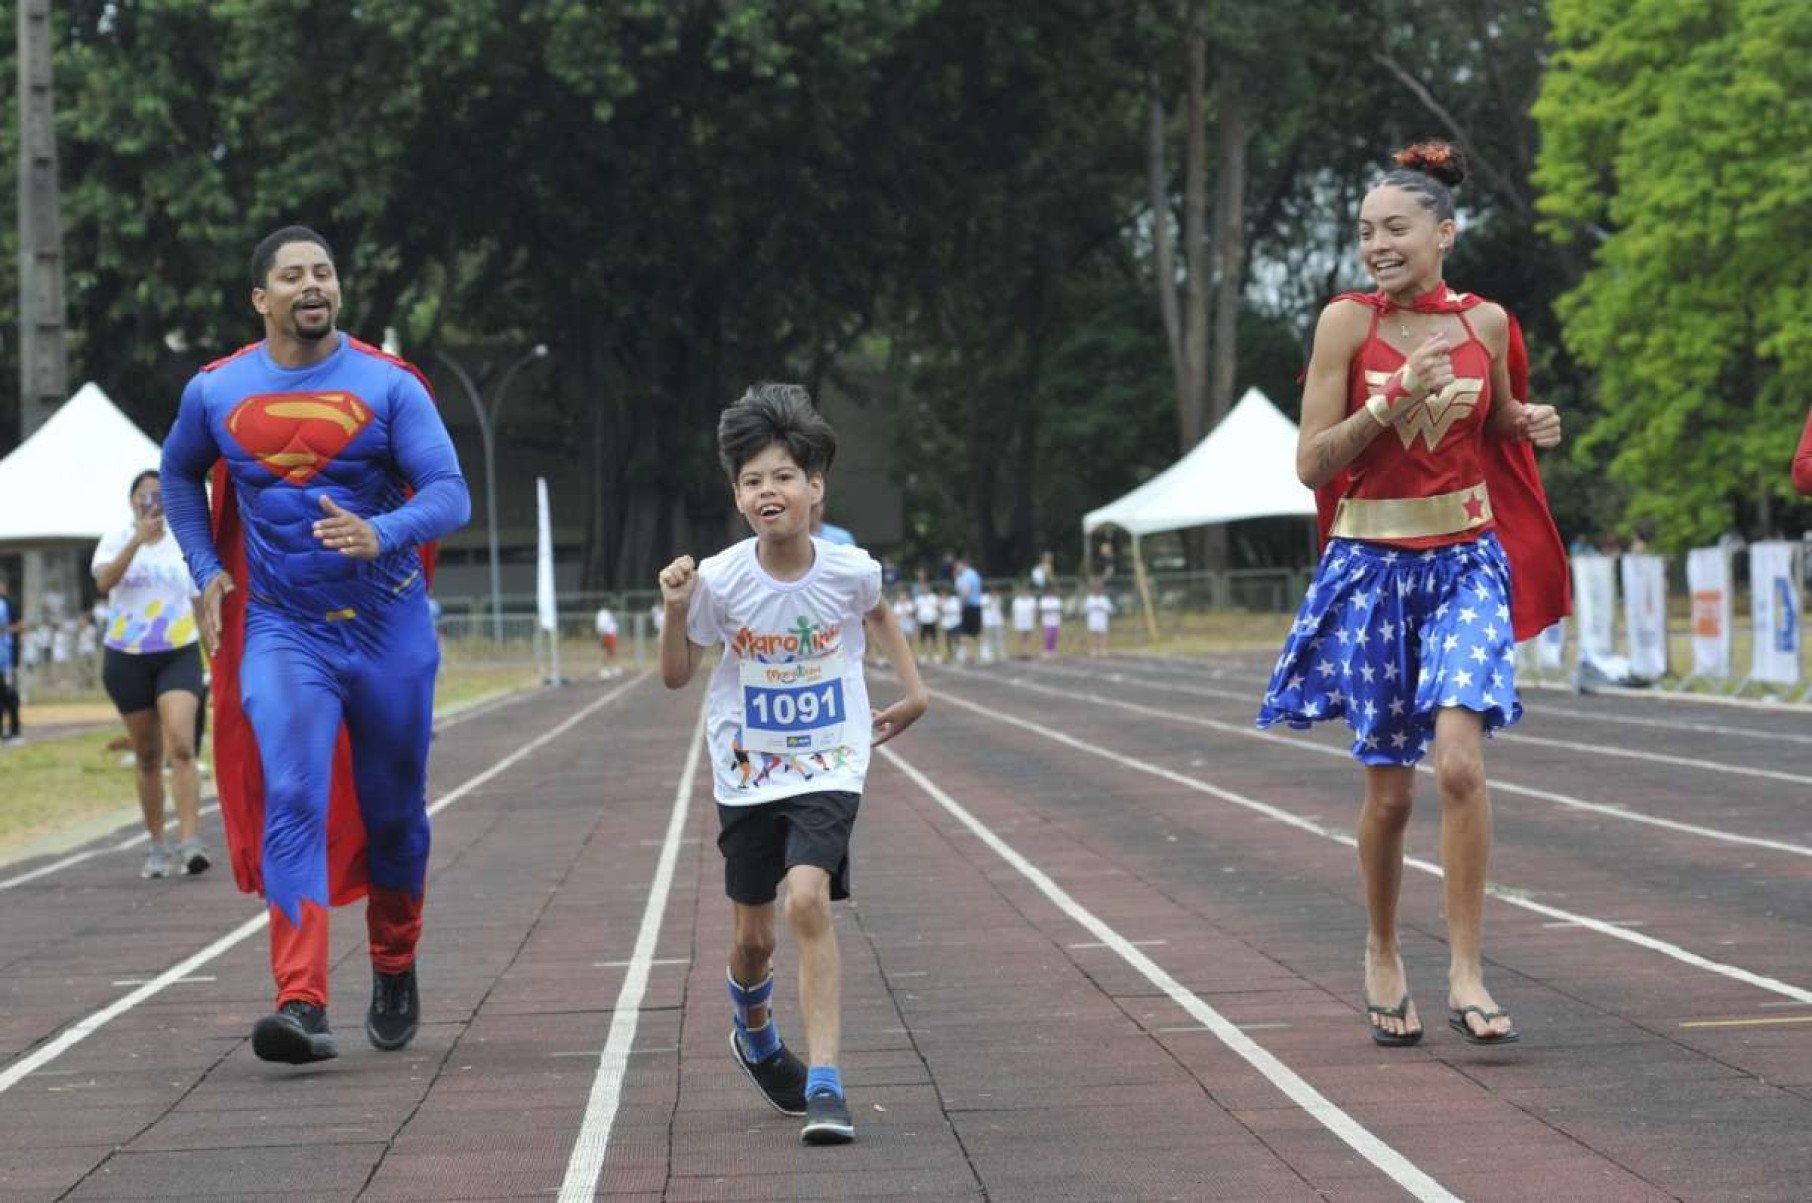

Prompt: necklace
[{"left": 1393, "top": 309, "right": 1411, "bottom": 340}]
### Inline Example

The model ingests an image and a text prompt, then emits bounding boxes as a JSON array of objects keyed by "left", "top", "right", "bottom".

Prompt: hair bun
[{"left": 1392, "top": 140, "right": 1466, "bottom": 189}]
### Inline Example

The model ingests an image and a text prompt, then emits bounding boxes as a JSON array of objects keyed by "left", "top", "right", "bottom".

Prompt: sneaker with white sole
[
  {"left": 730, "top": 1028, "right": 808, "bottom": 1116},
  {"left": 800, "top": 1089, "right": 855, "bottom": 1145},
  {"left": 140, "top": 844, "right": 173, "bottom": 879},
  {"left": 177, "top": 839, "right": 211, "bottom": 876}
]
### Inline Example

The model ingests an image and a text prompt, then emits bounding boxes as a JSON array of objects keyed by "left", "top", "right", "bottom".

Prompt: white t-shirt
[
  {"left": 1039, "top": 595, "right": 1063, "bottom": 628},
  {"left": 981, "top": 595, "right": 1003, "bottom": 629},
  {"left": 1084, "top": 592, "right": 1115, "bottom": 633},
  {"left": 913, "top": 592, "right": 940, "bottom": 627},
  {"left": 892, "top": 597, "right": 917, "bottom": 635},
  {"left": 939, "top": 595, "right": 962, "bottom": 630},
  {"left": 687, "top": 537, "right": 882, "bottom": 807},
  {"left": 91, "top": 526, "right": 199, "bottom": 654},
  {"left": 594, "top": 608, "right": 619, "bottom": 637},
  {"left": 1010, "top": 595, "right": 1037, "bottom": 631}
]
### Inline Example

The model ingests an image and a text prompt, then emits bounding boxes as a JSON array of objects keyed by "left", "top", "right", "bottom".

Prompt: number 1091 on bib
[{"left": 739, "top": 653, "right": 848, "bottom": 755}]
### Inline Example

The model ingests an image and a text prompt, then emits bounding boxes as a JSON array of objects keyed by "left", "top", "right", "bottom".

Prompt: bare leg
[
  {"left": 783, "top": 864, "right": 841, "bottom": 1068},
  {"left": 123, "top": 709, "right": 166, "bottom": 843},
  {"left": 728, "top": 901, "right": 778, "bottom": 1028},
  {"left": 157, "top": 690, "right": 202, "bottom": 843},
  {"left": 1432, "top": 707, "right": 1513, "bottom": 1038},
  {"left": 1357, "top": 764, "right": 1420, "bottom": 1039}
]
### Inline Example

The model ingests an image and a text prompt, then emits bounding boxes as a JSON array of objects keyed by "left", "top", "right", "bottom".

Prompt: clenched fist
[{"left": 658, "top": 555, "right": 697, "bottom": 609}]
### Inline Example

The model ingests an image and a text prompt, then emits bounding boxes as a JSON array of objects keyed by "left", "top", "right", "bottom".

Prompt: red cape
[
  {"left": 1314, "top": 293, "right": 1571, "bottom": 642},
  {"left": 208, "top": 337, "right": 439, "bottom": 903}
]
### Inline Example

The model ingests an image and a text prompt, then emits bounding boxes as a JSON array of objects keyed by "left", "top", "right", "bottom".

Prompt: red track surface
[{"left": 2, "top": 655, "right": 1808, "bottom": 1201}]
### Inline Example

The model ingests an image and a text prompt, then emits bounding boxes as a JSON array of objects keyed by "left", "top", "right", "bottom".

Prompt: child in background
[
  {"left": 1083, "top": 577, "right": 1114, "bottom": 658},
  {"left": 1038, "top": 586, "right": 1063, "bottom": 658}
]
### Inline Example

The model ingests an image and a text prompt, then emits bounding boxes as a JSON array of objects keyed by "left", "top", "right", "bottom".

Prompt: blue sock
[
  {"left": 739, "top": 1020, "right": 781, "bottom": 1061},
  {"left": 806, "top": 1065, "right": 843, "bottom": 1100}
]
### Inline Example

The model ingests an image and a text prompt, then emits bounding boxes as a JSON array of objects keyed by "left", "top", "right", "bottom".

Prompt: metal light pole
[{"left": 435, "top": 344, "right": 550, "bottom": 642}]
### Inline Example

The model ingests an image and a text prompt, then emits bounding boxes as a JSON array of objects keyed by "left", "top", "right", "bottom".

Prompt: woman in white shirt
[{"left": 93, "top": 471, "right": 209, "bottom": 880}]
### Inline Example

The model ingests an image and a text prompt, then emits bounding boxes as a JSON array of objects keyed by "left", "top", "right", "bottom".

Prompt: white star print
[
  {"left": 1287, "top": 673, "right": 1305, "bottom": 691},
  {"left": 1379, "top": 620, "right": 1397, "bottom": 641},
  {"left": 1383, "top": 662, "right": 1400, "bottom": 682},
  {"left": 1391, "top": 731, "right": 1409, "bottom": 747},
  {"left": 1459, "top": 606, "right": 1478, "bottom": 624},
  {"left": 1388, "top": 698, "right": 1406, "bottom": 716},
  {"left": 1443, "top": 634, "right": 1460, "bottom": 652},
  {"left": 1360, "top": 664, "right": 1376, "bottom": 683},
  {"left": 1469, "top": 646, "right": 1488, "bottom": 664},
  {"left": 1453, "top": 669, "right": 1473, "bottom": 688},
  {"left": 1318, "top": 659, "right": 1337, "bottom": 677}
]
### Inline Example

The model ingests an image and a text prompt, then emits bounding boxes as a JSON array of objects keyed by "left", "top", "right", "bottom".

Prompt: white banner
[
  {"left": 1686, "top": 546, "right": 1733, "bottom": 679},
  {"left": 1749, "top": 541, "right": 1801, "bottom": 685},
  {"left": 1620, "top": 554, "right": 1669, "bottom": 680},
  {"left": 1570, "top": 555, "right": 1618, "bottom": 670},
  {"left": 535, "top": 477, "right": 557, "bottom": 634}
]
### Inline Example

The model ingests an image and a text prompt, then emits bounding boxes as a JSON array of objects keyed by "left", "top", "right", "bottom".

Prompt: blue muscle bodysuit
[{"left": 161, "top": 333, "right": 469, "bottom": 1007}]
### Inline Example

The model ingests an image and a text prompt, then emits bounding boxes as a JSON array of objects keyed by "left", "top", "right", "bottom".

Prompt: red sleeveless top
[{"left": 1340, "top": 306, "right": 1496, "bottom": 549}]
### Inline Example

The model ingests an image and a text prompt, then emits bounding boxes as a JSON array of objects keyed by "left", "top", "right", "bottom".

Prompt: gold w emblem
[{"left": 1364, "top": 371, "right": 1485, "bottom": 452}]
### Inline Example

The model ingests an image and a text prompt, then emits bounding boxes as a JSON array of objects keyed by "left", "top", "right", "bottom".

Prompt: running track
[{"left": 2, "top": 654, "right": 1809, "bottom": 1201}]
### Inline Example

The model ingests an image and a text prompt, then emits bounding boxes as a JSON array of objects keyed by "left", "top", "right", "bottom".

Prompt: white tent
[
  {"left": 0, "top": 382, "right": 164, "bottom": 548},
  {"left": 1083, "top": 387, "right": 1315, "bottom": 538},
  {"left": 1082, "top": 387, "right": 1316, "bottom": 637}
]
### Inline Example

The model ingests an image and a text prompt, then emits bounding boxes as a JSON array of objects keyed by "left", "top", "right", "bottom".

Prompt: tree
[{"left": 1534, "top": 0, "right": 1812, "bottom": 547}]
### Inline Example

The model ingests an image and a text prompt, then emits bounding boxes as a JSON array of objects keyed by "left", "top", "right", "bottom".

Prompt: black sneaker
[
  {"left": 365, "top": 965, "right": 420, "bottom": 1051},
  {"left": 251, "top": 1000, "right": 338, "bottom": 1064},
  {"left": 800, "top": 1088, "right": 855, "bottom": 1145},
  {"left": 729, "top": 1028, "right": 807, "bottom": 1116}
]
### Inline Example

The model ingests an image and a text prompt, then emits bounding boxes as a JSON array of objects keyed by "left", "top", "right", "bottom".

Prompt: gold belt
[{"left": 1330, "top": 484, "right": 1492, "bottom": 542}]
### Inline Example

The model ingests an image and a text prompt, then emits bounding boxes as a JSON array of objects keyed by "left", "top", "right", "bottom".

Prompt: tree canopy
[{"left": 9, "top": 0, "right": 1754, "bottom": 585}]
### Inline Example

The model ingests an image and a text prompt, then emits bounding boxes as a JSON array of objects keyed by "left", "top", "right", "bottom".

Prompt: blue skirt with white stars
[{"left": 1256, "top": 532, "right": 1522, "bottom": 766}]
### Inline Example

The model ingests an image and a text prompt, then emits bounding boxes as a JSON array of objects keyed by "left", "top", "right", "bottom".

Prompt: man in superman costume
[{"left": 161, "top": 226, "right": 470, "bottom": 1064}]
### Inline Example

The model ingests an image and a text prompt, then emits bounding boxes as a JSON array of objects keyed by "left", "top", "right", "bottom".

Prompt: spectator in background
[
  {"left": 1010, "top": 580, "right": 1038, "bottom": 659},
  {"left": 809, "top": 499, "right": 857, "bottom": 547},
  {"left": 980, "top": 588, "right": 1006, "bottom": 664},
  {"left": 953, "top": 556, "right": 983, "bottom": 663},
  {"left": 1083, "top": 578, "right": 1115, "bottom": 658},
  {"left": 92, "top": 469, "right": 209, "bottom": 879},
  {"left": 912, "top": 584, "right": 941, "bottom": 661},
  {"left": 1029, "top": 551, "right": 1055, "bottom": 592},
  {"left": 1094, "top": 537, "right": 1118, "bottom": 581},
  {"left": 937, "top": 583, "right": 962, "bottom": 664},
  {"left": 595, "top": 603, "right": 620, "bottom": 677},
  {"left": 1038, "top": 583, "right": 1063, "bottom": 658},
  {"left": 0, "top": 576, "right": 21, "bottom": 744}
]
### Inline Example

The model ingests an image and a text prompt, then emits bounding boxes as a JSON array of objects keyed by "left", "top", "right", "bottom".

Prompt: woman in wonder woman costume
[{"left": 1258, "top": 142, "right": 1569, "bottom": 1048}]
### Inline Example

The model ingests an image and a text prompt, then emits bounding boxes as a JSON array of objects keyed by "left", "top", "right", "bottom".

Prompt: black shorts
[
  {"left": 102, "top": 644, "right": 205, "bottom": 715},
  {"left": 716, "top": 791, "right": 859, "bottom": 905},
  {"left": 960, "top": 604, "right": 982, "bottom": 638}
]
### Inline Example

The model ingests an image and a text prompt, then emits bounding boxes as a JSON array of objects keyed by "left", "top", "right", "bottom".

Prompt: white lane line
[
  {"left": 992, "top": 669, "right": 1812, "bottom": 861},
  {"left": 0, "top": 687, "right": 540, "bottom": 891},
  {"left": 930, "top": 686, "right": 1812, "bottom": 1008},
  {"left": 1115, "top": 651, "right": 1812, "bottom": 722},
  {"left": 880, "top": 745, "right": 1460, "bottom": 1203},
  {"left": 0, "top": 674, "right": 649, "bottom": 1098},
  {"left": 1035, "top": 661, "right": 1812, "bottom": 784},
  {"left": 558, "top": 696, "right": 707, "bottom": 1203}
]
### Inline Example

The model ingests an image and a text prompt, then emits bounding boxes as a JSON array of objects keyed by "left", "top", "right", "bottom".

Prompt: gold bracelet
[{"left": 1365, "top": 395, "right": 1392, "bottom": 427}]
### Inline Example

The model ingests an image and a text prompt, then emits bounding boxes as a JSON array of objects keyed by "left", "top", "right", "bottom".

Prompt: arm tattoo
[{"left": 1313, "top": 412, "right": 1379, "bottom": 481}]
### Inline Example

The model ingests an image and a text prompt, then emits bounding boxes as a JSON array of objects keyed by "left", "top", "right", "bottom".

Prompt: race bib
[{"left": 739, "top": 652, "right": 848, "bottom": 754}]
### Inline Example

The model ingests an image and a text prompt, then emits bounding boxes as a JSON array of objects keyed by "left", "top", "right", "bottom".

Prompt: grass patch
[{"left": 0, "top": 662, "right": 538, "bottom": 857}]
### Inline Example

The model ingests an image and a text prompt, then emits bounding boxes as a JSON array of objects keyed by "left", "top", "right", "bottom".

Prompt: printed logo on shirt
[
  {"left": 227, "top": 391, "right": 373, "bottom": 485},
  {"left": 1365, "top": 371, "right": 1485, "bottom": 452},
  {"left": 728, "top": 615, "right": 841, "bottom": 660}
]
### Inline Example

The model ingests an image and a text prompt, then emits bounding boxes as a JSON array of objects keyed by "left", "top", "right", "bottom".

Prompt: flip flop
[
  {"left": 1448, "top": 1005, "right": 1521, "bottom": 1045},
  {"left": 1365, "top": 995, "right": 1424, "bottom": 1047}
]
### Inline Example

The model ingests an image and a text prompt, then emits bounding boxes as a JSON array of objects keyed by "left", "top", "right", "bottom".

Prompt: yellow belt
[{"left": 1330, "top": 483, "right": 1492, "bottom": 542}]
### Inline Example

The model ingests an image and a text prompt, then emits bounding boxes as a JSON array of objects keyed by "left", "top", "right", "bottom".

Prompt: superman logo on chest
[{"left": 226, "top": 392, "right": 374, "bottom": 485}]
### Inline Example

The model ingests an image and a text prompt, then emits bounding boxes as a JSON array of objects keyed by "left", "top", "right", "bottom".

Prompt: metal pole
[
  {"left": 434, "top": 346, "right": 548, "bottom": 644},
  {"left": 434, "top": 352, "right": 501, "bottom": 642}
]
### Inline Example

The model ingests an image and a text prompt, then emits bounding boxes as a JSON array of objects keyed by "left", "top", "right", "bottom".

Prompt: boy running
[{"left": 658, "top": 383, "right": 929, "bottom": 1145}]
